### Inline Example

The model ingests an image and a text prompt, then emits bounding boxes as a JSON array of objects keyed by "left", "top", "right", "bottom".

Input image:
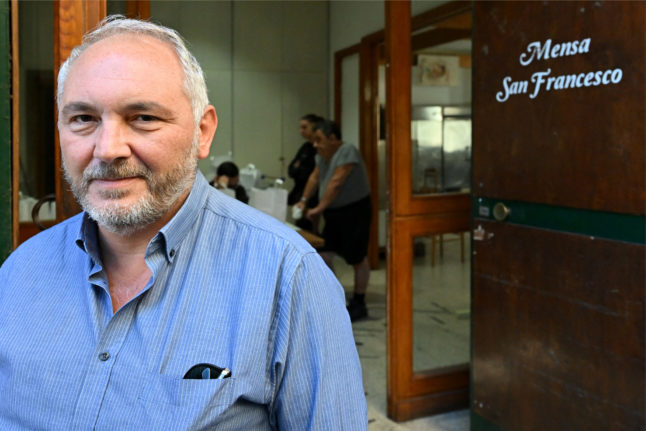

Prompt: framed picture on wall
[{"left": 418, "top": 54, "right": 460, "bottom": 87}]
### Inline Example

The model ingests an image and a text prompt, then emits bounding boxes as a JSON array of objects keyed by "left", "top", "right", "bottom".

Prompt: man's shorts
[{"left": 320, "top": 196, "right": 371, "bottom": 265}]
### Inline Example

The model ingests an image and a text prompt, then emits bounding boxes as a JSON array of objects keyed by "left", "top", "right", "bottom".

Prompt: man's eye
[
  {"left": 68, "top": 115, "right": 97, "bottom": 132},
  {"left": 135, "top": 115, "right": 159, "bottom": 122},
  {"left": 71, "top": 115, "right": 95, "bottom": 123}
]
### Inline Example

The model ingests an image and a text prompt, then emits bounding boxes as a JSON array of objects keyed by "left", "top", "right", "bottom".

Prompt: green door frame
[{"left": 0, "top": 0, "right": 12, "bottom": 263}]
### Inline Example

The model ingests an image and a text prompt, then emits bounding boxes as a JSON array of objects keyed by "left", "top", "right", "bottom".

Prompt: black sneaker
[{"left": 347, "top": 300, "right": 368, "bottom": 322}]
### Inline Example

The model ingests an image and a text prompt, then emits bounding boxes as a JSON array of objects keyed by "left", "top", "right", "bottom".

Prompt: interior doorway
[{"left": 335, "top": 1, "right": 473, "bottom": 422}]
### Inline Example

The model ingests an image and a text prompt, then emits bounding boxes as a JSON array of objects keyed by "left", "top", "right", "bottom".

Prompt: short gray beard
[{"left": 64, "top": 141, "right": 199, "bottom": 235}]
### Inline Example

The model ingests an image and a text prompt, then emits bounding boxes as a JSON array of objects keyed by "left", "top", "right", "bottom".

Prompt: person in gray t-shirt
[{"left": 295, "top": 119, "right": 371, "bottom": 322}]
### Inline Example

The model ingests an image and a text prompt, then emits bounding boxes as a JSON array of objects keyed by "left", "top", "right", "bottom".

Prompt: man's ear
[{"left": 197, "top": 105, "right": 218, "bottom": 159}]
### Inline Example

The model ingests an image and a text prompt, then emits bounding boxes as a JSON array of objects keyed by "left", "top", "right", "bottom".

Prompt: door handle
[
  {"left": 32, "top": 194, "right": 56, "bottom": 230},
  {"left": 492, "top": 202, "right": 511, "bottom": 222}
]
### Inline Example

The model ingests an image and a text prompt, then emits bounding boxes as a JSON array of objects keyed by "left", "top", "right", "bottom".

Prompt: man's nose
[{"left": 93, "top": 119, "right": 132, "bottom": 162}]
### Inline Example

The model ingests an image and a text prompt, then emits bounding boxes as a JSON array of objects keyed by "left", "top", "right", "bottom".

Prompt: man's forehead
[
  {"left": 61, "top": 33, "right": 185, "bottom": 102},
  {"left": 71, "top": 33, "right": 180, "bottom": 75}
]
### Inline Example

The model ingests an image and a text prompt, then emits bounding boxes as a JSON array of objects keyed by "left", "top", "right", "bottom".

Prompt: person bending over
[{"left": 295, "top": 119, "right": 372, "bottom": 322}]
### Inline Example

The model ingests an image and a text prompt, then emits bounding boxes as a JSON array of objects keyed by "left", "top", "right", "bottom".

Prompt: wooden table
[{"left": 285, "top": 222, "right": 324, "bottom": 249}]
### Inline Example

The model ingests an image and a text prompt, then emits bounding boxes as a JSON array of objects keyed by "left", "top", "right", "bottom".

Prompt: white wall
[
  {"left": 339, "top": 54, "right": 360, "bottom": 147},
  {"left": 151, "top": 1, "right": 329, "bottom": 183},
  {"left": 329, "top": 1, "right": 384, "bottom": 147}
]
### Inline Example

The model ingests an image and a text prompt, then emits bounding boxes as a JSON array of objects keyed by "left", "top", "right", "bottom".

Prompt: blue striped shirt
[{"left": 0, "top": 172, "right": 367, "bottom": 430}]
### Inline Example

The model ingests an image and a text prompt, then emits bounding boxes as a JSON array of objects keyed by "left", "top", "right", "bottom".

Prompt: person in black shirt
[
  {"left": 210, "top": 161, "right": 249, "bottom": 204},
  {"left": 288, "top": 114, "right": 321, "bottom": 232}
]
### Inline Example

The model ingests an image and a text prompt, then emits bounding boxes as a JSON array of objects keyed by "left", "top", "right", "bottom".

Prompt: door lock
[{"left": 492, "top": 202, "right": 511, "bottom": 222}]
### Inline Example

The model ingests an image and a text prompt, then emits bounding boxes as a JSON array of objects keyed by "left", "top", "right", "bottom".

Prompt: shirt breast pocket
[
  {"left": 136, "top": 373, "right": 237, "bottom": 429},
  {"left": 138, "top": 373, "right": 236, "bottom": 407}
]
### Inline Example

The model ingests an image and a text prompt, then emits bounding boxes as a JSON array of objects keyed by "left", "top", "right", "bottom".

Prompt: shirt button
[
  {"left": 98, "top": 352, "right": 110, "bottom": 361},
  {"left": 170, "top": 249, "right": 176, "bottom": 258}
]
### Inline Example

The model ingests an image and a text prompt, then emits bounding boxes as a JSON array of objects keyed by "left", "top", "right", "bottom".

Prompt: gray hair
[{"left": 56, "top": 15, "right": 208, "bottom": 128}]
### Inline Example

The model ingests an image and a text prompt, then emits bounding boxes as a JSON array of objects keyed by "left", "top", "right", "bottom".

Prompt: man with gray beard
[{"left": 0, "top": 16, "right": 367, "bottom": 430}]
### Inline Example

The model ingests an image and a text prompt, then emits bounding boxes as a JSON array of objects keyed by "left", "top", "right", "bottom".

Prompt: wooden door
[
  {"left": 384, "top": 0, "right": 472, "bottom": 421},
  {"left": 52, "top": 0, "right": 148, "bottom": 222},
  {"left": 471, "top": 2, "right": 645, "bottom": 430},
  {"left": 1, "top": 0, "right": 12, "bottom": 260},
  {"left": 9, "top": 1, "right": 107, "bottom": 247},
  {"left": 53, "top": 0, "right": 106, "bottom": 221},
  {"left": 10, "top": 1, "right": 151, "bottom": 247}
]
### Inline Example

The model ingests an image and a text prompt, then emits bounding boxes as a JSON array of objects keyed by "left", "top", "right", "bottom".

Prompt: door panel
[
  {"left": 473, "top": 1, "right": 645, "bottom": 215},
  {"left": 473, "top": 221, "right": 645, "bottom": 430},
  {"left": 472, "top": 1, "right": 645, "bottom": 429}
]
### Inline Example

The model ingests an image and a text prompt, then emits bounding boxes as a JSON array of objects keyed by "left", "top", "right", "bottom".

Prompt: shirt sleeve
[
  {"left": 333, "top": 144, "right": 361, "bottom": 167},
  {"left": 269, "top": 252, "right": 368, "bottom": 430}
]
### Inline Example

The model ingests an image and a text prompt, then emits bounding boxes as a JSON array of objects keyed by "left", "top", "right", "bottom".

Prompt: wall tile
[
  {"left": 233, "top": 72, "right": 283, "bottom": 177},
  {"left": 234, "top": 2, "right": 283, "bottom": 72},
  {"left": 282, "top": 1, "right": 328, "bottom": 72}
]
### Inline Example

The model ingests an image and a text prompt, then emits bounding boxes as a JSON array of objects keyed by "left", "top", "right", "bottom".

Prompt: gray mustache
[{"left": 83, "top": 162, "right": 151, "bottom": 181}]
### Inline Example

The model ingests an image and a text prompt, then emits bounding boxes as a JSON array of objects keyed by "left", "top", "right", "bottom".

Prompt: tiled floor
[
  {"left": 333, "top": 234, "right": 471, "bottom": 430},
  {"left": 368, "top": 406, "right": 469, "bottom": 431}
]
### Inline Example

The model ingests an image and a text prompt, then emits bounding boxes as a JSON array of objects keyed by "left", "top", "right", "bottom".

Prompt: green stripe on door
[
  {"left": 471, "top": 411, "right": 504, "bottom": 431},
  {"left": 0, "top": 0, "right": 12, "bottom": 263},
  {"left": 473, "top": 197, "right": 645, "bottom": 245}
]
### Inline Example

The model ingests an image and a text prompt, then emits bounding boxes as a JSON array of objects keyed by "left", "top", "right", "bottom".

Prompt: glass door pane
[
  {"left": 412, "top": 107, "right": 443, "bottom": 194},
  {"left": 18, "top": 1, "right": 56, "bottom": 235},
  {"left": 411, "top": 38, "right": 472, "bottom": 196},
  {"left": 413, "top": 233, "right": 471, "bottom": 371},
  {"left": 443, "top": 112, "right": 471, "bottom": 193}
]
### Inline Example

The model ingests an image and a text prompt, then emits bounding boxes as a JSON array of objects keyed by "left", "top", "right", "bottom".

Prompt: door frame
[
  {"left": 53, "top": 0, "right": 149, "bottom": 221},
  {"left": 384, "top": 0, "right": 473, "bottom": 421},
  {"left": 53, "top": 0, "right": 107, "bottom": 221},
  {"left": 1, "top": 0, "right": 13, "bottom": 261}
]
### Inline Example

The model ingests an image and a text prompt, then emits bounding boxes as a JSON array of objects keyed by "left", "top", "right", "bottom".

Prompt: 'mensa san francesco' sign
[{"left": 496, "top": 38, "right": 623, "bottom": 102}]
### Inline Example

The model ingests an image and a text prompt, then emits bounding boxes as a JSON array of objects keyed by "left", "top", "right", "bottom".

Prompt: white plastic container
[{"left": 239, "top": 163, "right": 259, "bottom": 194}]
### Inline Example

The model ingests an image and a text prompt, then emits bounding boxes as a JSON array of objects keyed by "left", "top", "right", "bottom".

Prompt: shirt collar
[
  {"left": 75, "top": 171, "right": 210, "bottom": 264},
  {"left": 157, "top": 171, "right": 210, "bottom": 262},
  {"left": 75, "top": 213, "right": 102, "bottom": 264}
]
